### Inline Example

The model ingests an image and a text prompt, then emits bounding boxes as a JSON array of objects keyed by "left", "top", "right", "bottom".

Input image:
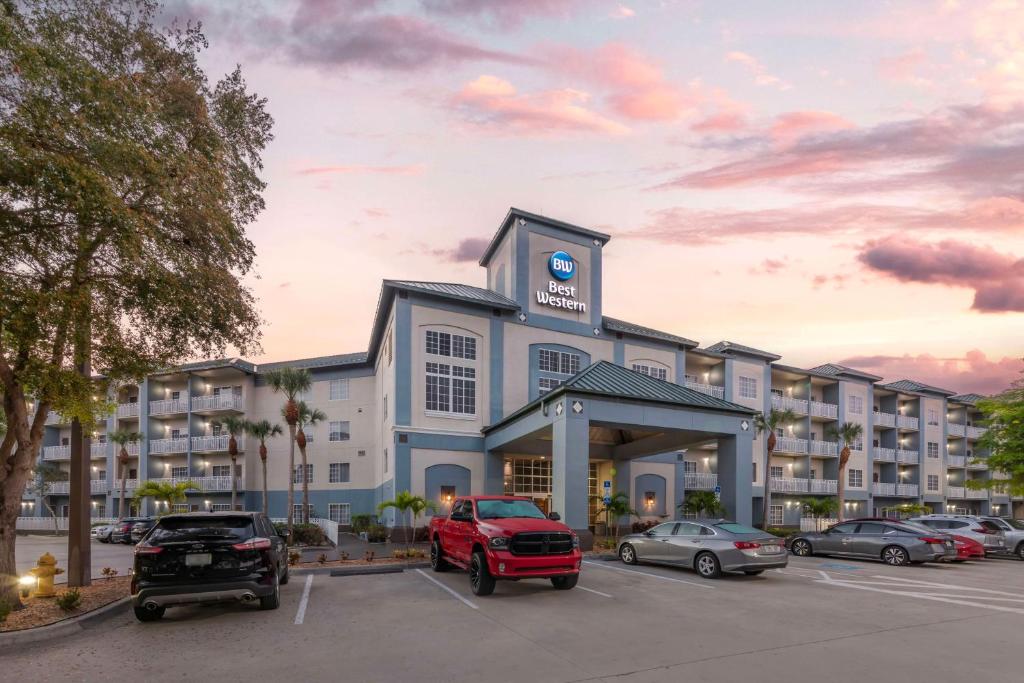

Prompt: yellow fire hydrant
[{"left": 28, "top": 552, "right": 63, "bottom": 598}]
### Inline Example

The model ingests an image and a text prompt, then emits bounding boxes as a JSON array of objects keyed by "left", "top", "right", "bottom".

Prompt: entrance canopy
[{"left": 482, "top": 362, "right": 758, "bottom": 532}]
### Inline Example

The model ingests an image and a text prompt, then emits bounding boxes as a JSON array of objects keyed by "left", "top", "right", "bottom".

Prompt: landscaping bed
[{"left": 1, "top": 576, "right": 130, "bottom": 633}]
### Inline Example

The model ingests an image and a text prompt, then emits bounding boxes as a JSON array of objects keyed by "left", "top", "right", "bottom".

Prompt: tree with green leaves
[
  {"left": 828, "top": 421, "right": 865, "bottom": 521},
  {"left": 246, "top": 419, "right": 282, "bottom": 514},
  {"left": 592, "top": 491, "right": 638, "bottom": 544},
  {"left": 0, "top": 0, "right": 270, "bottom": 607},
  {"left": 26, "top": 461, "right": 68, "bottom": 534},
  {"left": 378, "top": 491, "right": 437, "bottom": 549},
  {"left": 264, "top": 368, "right": 311, "bottom": 542},
  {"left": 108, "top": 429, "right": 142, "bottom": 519},
  {"left": 800, "top": 497, "right": 839, "bottom": 531},
  {"left": 680, "top": 490, "right": 725, "bottom": 518},
  {"left": 295, "top": 401, "right": 326, "bottom": 525},
  {"left": 218, "top": 416, "right": 248, "bottom": 511},
  {"left": 133, "top": 479, "right": 198, "bottom": 515},
  {"left": 883, "top": 502, "right": 929, "bottom": 518},
  {"left": 753, "top": 409, "right": 798, "bottom": 528},
  {"left": 966, "top": 379, "right": 1024, "bottom": 497}
]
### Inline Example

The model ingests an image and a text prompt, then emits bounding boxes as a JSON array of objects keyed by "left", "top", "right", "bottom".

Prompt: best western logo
[
  {"left": 548, "top": 251, "right": 575, "bottom": 281},
  {"left": 537, "top": 251, "right": 587, "bottom": 312}
]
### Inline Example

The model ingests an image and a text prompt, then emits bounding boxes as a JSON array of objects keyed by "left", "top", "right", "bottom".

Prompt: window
[
  {"left": 171, "top": 466, "right": 188, "bottom": 479},
  {"left": 386, "top": 333, "right": 393, "bottom": 366},
  {"left": 927, "top": 409, "right": 939, "bottom": 426},
  {"left": 171, "top": 504, "right": 189, "bottom": 513},
  {"left": 329, "top": 379, "right": 350, "bottom": 401},
  {"left": 752, "top": 462, "right": 757, "bottom": 482},
  {"left": 511, "top": 458, "right": 552, "bottom": 494},
  {"left": 171, "top": 390, "right": 180, "bottom": 401},
  {"left": 329, "top": 462, "right": 350, "bottom": 483},
  {"left": 538, "top": 377, "right": 563, "bottom": 395},
  {"left": 292, "top": 503, "right": 314, "bottom": 519},
  {"left": 303, "top": 426, "right": 315, "bottom": 443},
  {"left": 770, "top": 465, "right": 784, "bottom": 479},
  {"left": 927, "top": 442, "right": 939, "bottom": 458},
  {"left": 856, "top": 523, "right": 887, "bottom": 534},
  {"left": 293, "top": 464, "right": 313, "bottom": 484},
  {"left": 650, "top": 523, "right": 678, "bottom": 536},
  {"left": 538, "top": 349, "right": 580, "bottom": 375},
  {"left": 384, "top": 447, "right": 388, "bottom": 473},
  {"left": 632, "top": 363, "right": 668, "bottom": 381},
  {"left": 849, "top": 395, "right": 864, "bottom": 415},
  {"left": 739, "top": 376, "right": 758, "bottom": 400},
  {"left": 211, "top": 465, "right": 231, "bottom": 477},
  {"left": 328, "top": 421, "right": 350, "bottom": 441},
  {"left": 426, "top": 330, "right": 476, "bottom": 360},
  {"left": 425, "top": 362, "right": 476, "bottom": 415},
  {"left": 848, "top": 469, "right": 864, "bottom": 487},
  {"left": 927, "top": 474, "right": 939, "bottom": 491},
  {"left": 853, "top": 437, "right": 864, "bottom": 452},
  {"left": 683, "top": 460, "right": 697, "bottom": 474},
  {"left": 97, "top": 470, "right": 106, "bottom": 480},
  {"left": 830, "top": 522, "right": 858, "bottom": 534},
  {"left": 210, "top": 503, "right": 231, "bottom": 512},
  {"left": 171, "top": 428, "right": 182, "bottom": 439},
  {"left": 769, "top": 505, "right": 784, "bottom": 526},
  {"left": 329, "top": 503, "right": 351, "bottom": 525}
]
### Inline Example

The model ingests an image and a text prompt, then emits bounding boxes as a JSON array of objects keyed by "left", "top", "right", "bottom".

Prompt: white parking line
[
  {"left": 414, "top": 569, "right": 479, "bottom": 610},
  {"left": 294, "top": 574, "right": 313, "bottom": 625},
  {"left": 815, "top": 572, "right": 1024, "bottom": 615},
  {"left": 867, "top": 575, "right": 1022, "bottom": 597},
  {"left": 582, "top": 561, "right": 714, "bottom": 589},
  {"left": 576, "top": 585, "right": 613, "bottom": 598}
]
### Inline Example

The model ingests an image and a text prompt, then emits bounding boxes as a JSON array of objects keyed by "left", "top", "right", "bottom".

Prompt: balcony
[
  {"left": 44, "top": 480, "right": 108, "bottom": 495},
  {"left": 42, "top": 445, "right": 70, "bottom": 461},
  {"left": 774, "top": 437, "right": 808, "bottom": 454},
  {"left": 965, "top": 487, "right": 988, "bottom": 500},
  {"left": 967, "top": 459, "right": 988, "bottom": 470},
  {"left": 873, "top": 447, "right": 896, "bottom": 462},
  {"left": 191, "top": 435, "right": 243, "bottom": 453},
  {"left": 191, "top": 393, "right": 244, "bottom": 413},
  {"left": 152, "top": 475, "right": 244, "bottom": 492},
  {"left": 897, "top": 415, "right": 918, "bottom": 430},
  {"left": 897, "top": 483, "right": 919, "bottom": 497},
  {"left": 771, "top": 395, "right": 809, "bottom": 415},
  {"left": 872, "top": 482, "right": 896, "bottom": 496},
  {"left": 966, "top": 426, "right": 986, "bottom": 439},
  {"left": 90, "top": 442, "right": 108, "bottom": 458},
  {"left": 809, "top": 400, "right": 838, "bottom": 420},
  {"left": 91, "top": 479, "right": 109, "bottom": 494},
  {"left": 684, "top": 381, "right": 725, "bottom": 400},
  {"left": 45, "top": 411, "right": 65, "bottom": 425},
  {"left": 992, "top": 491, "right": 1009, "bottom": 502},
  {"left": 896, "top": 449, "right": 919, "bottom": 464},
  {"left": 684, "top": 472, "right": 718, "bottom": 490},
  {"left": 947, "top": 486, "right": 965, "bottom": 499},
  {"left": 874, "top": 412, "right": 896, "bottom": 428},
  {"left": 116, "top": 402, "right": 140, "bottom": 419},
  {"left": 770, "top": 477, "right": 809, "bottom": 493},
  {"left": 809, "top": 440, "right": 837, "bottom": 457},
  {"left": 948, "top": 423, "right": 965, "bottom": 437},
  {"left": 149, "top": 398, "right": 189, "bottom": 416},
  {"left": 809, "top": 479, "right": 838, "bottom": 494},
  {"left": 150, "top": 437, "right": 189, "bottom": 455},
  {"left": 947, "top": 455, "right": 965, "bottom": 467}
]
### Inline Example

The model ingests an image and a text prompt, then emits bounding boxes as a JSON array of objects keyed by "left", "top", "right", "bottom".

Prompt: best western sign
[{"left": 536, "top": 250, "right": 587, "bottom": 313}]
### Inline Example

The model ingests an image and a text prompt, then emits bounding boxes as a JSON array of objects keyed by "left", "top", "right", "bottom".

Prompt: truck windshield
[{"left": 476, "top": 499, "right": 547, "bottom": 520}]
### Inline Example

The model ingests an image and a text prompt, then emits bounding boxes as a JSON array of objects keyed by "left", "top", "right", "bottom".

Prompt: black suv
[
  {"left": 130, "top": 518, "right": 158, "bottom": 544},
  {"left": 112, "top": 517, "right": 151, "bottom": 544},
  {"left": 130, "top": 512, "right": 289, "bottom": 622}
]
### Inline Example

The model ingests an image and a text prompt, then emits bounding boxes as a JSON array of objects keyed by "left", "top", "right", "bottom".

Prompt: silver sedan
[{"left": 617, "top": 520, "right": 788, "bottom": 579}]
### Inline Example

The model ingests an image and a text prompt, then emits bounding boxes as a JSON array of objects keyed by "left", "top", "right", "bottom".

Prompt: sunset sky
[{"left": 165, "top": 0, "right": 1024, "bottom": 395}]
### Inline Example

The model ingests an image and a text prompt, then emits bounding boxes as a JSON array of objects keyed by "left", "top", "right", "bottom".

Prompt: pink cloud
[
  {"left": 451, "top": 75, "right": 630, "bottom": 135},
  {"left": 690, "top": 110, "right": 749, "bottom": 132},
  {"left": 857, "top": 237, "right": 1024, "bottom": 312},
  {"left": 297, "top": 164, "right": 426, "bottom": 175},
  {"left": 609, "top": 5, "right": 635, "bottom": 20},
  {"left": 420, "top": 0, "right": 578, "bottom": 27},
  {"left": 877, "top": 48, "right": 930, "bottom": 84},
  {"left": 837, "top": 350, "right": 1023, "bottom": 396},
  {"left": 432, "top": 237, "right": 490, "bottom": 263},
  {"left": 725, "top": 50, "right": 791, "bottom": 89},
  {"left": 769, "top": 110, "right": 854, "bottom": 143}
]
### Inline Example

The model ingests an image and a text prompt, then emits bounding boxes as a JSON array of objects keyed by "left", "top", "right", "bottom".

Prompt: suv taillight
[
  {"left": 231, "top": 537, "right": 272, "bottom": 552},
  {"left": 734, "top": 541, "right": 761, "bottom": 550},
  {"left": 135, "top": 545, "right": 163, "bottom": 555}
]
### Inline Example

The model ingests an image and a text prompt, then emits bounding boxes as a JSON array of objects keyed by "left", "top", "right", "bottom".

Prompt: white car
[
  {"left": 981, "top": 517, "right": 1024, "bottom": 559},
  {"left": 908, "top": 515, "right": 1006, "bottom": 555},
  {"left": 91, "top": 524, "right": 114, "bottom": 543}
]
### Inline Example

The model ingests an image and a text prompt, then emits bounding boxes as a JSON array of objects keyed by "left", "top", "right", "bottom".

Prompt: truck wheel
[
  {"left": 430, "top": 540, "right": 450, "bottom": 572},
  {"left": 551, "top": 574, "right": 578, "bottom": 590},
  {"left": 134, "top": 606, "right": 165, "bottom": 622},
  {"left": 470, "top": 551, "right": 496, "bottom": 596}
]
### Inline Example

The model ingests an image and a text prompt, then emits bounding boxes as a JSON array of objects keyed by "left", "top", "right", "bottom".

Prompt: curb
[
  {"left": 0, "top": 596, "right": 129, "bottom": 647},
  {"left": 294, "top": 560, "right": 431, "bottom": 577}
]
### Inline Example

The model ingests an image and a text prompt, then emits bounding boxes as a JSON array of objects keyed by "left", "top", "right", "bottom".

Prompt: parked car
[
  {"left": 617, "top": 519, "right": 788, "bottom": 579},
  {"left": 950, "top": 535, "right": 986, "bottom": 561},
  {"left": 907, "top": 515, "right": 1007, "bottom": 555},
  {"left": 428, "top": 496, "right": 582, "bottom": 596},
  {"left": 111, "top": 517, "right": 151, "bottom": 544},
  {"left": 788, "top": 520, "right": 957, "bottom": 565},
  {"left": 91, "top": 524, "right": 114, "bottom": 543},
  {"left": 130, "top": 512, "right": 288, "bottom": 622},
  {"left": 980, "top": 517, "right": 1024, "bottom": 559},
  {"left": 130, "top": 518, "right": 158, "bottom": 544}
]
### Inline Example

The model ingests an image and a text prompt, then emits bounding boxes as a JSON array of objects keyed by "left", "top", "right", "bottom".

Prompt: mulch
[{"left": 1, "top": 576, "right": 130, "bottom": 633}]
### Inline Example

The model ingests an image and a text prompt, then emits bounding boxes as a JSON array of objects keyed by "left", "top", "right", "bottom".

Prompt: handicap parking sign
[
  {"left": 603, "top": 496, "right": 611, "bottom": 505},
  {"left": 603, "top": 480, "right": 612, "bottom": 489}
]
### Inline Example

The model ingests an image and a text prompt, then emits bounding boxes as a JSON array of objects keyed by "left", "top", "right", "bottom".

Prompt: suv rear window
[{"left": 148, "top": 517, "right": 255, "bottom": 543}]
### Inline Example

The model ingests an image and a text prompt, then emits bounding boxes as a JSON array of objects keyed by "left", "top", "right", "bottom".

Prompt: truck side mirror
[{"left": 548, "top": 512, "right": 561, "bottom": 521}]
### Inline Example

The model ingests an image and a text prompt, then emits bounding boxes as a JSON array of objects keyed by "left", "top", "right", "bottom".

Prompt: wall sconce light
[
  {"left": 703, "top": 456, "right": 710, "bottom": 465},
  {"left": 702, "top": 372, "right": 709, "bottom": 382},
  {"left": 440, "top": 486, "right": 456, "bottom": 507},
  {"left": 91, "top": 465, "right": 97, "bottom": 471},
  {"left": 204, "top": 499, "right": 211, "bottom": 510},
  {"left": 787, "top": 386, "right": 793, "bottom": 396},
  {"left": 644, "top": 491, "right": 656, "bottom": 509}
]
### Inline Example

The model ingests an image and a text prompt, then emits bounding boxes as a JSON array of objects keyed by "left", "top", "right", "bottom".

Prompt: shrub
[
  {"left": 392, "top": 549, "right": 407, "bottom": 559},
  {"left": 631, "top": 520, "right": 658, "bottom": 533},
  {"left": 365, "top": 524, "right": 388, "bottom": 543},
  {"left": 273, "top": 522, "right": 326, "bottom": 546},
  {"left": 56, "top": 589, "right": 82, "bottom": 612},
  {"left": 288, "top": 550, "right": 301, "bottom": 566},
  {"left": 317, "top": 553, "right": 327, "bottom": 565},
  {"left": 351, "top": 514, "right": 375, "bottom": 533},
  {"left": 0, "top": 598, "right": 11, "bottom": 623},
  {"left": 763, "top": 527, "right": 791, "bottom": 538},
  {"left": 413, "top": 526, "right": 431, "bottom": 543},
  {"left": 101, "top": 567, "right": 118, "bottom": 580}
]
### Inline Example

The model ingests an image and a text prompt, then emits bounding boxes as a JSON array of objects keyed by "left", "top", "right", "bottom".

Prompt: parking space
[
  {"left": 2, "top": 554, "right": 1021, "bottom": 682},
  {"left": 15, "top": 535, "right": 135, "bottom": 579}
]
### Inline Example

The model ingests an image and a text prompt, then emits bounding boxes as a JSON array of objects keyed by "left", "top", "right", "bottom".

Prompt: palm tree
[
  {"left": 133, "top": 479, "right": 198, "bottom": 516},
  {"left": 294, "top": 401, "right": 326, "bottom": 525},
  {"left": 245, "top": 419, "right": 282, "bottom": 514},
  {"left": 680, "top": 490, "right": 725, "bottom": 518},
  {"left": 378, "top": 491, "right": 437, "bottom": 548},
  {"left": 828, "top": 421, "right": 864, "bottom": 522},
  {"left": 219, "top": 415, "right": 249, "bottom": 511},
  {"left": 592, "top": 491, "right": 638, "bottom": 544},
  {"left": 753, "top": 409, "right": 798, "bottom": 528},
  {"left": 800, "top": 497, "right": 839, "bottom": 531},
  {"left": 264, "top": 367, "right": 312, "bottom": 543},
  {"left": 109, "top": 429, "right": 143, "bottom": 519}
]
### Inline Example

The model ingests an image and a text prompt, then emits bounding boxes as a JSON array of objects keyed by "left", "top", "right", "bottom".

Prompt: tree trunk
[
  {"left": 119, "top": 460, "right": 128, "bottom": 519},
  {"left": 67, "top": 310, "right": 91, "bottom": 589},
  {"left": 299, "top": 443, "right": 309, "bottom": 525},
  {"left": 260, "top": 451, "right": 268, "bottom": 514},
  {"left": 44, "top": 498, "right": 59, "bottom": 535},
  {"left": 762, "top": 446, "right": 775, "bottom": 529},
  {"left": 0, "top": 489, "right": 24, "bottom": 610},
  {"left": 230, "top": 454, "right": 237, "bottom": 510},
  {"left": 286, "top": 423, "right": 296, "bottom": 544},
  {"left": 837, "top": 445, "right": 850, "bottom": 522}
]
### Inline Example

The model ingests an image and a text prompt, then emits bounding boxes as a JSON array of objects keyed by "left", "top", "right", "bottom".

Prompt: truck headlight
[
  {"left": 488, "top": 536, "right": 510, "bottom": 550},
  {"left": 572, "top": 534, "right": 580, "bottom": 549}
]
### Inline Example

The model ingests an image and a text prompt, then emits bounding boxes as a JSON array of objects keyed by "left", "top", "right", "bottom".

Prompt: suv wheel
[
  {"left": 619, "top": 543, "right": 638, "bottom": 565},
  {"left": 882, "top": 545, "right": 909, "bottom": 566},
  {"left": 790, "top": 539, "right": 812, "bottom": 557},
  {"left": 259, "top": 575, "right": 281, "bottom": 610},
  {"left": 430, "top": 540, "right": 450, "bottom": 572},
  {"left": 551, "top": 574, "right": 578, "bottom": 590},
  {"left": 469, "top": 551, "right": 496, "bottom": 596},
  {"left": 134, "top": 605, "right": 165, "bottom": 622},
  {"left": 280, "top": 564, "right": 290, "bottom": 586},
  {"left": 695, "top": 552, "right": 722, "bottom": 579}
]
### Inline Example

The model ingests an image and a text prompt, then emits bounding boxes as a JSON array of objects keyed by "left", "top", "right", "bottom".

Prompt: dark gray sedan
[
  {"left": 788, "top": 520, "right": 957, "bottom": 566},
  {"left": 617, "top": 520, "right": 788, "bottom": 579}
]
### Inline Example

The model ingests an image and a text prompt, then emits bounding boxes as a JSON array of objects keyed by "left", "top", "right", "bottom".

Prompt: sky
[{"left": 163, "top": 0, "right": 1024, "bottom": 395}]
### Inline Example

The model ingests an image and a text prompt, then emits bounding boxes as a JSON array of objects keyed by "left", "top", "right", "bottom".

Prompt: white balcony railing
[
  {"left": 897, "top": 415, "right": 919, "bottom": 430},
  {"left": 874, "top": 412, "right": 896, "bottom": 428},
  {"left": 948, "top": 423, "right": 965, "bottom": 437},
  {"left": 91, "top": 479, "right": 108, "bottom": 494},
  {"left": 774, "top": 437, "right": 808, "bottom": 454},
  {"left": 771, "top": 477, "right": 809, "bottom": 493},
  {"left": 45, "top": 411, "right": 65, "bottom": 425},
  {"left": 809, "top": 479, "right": 838, "bottom": 494},
  {"left": 684, "top": 472, "right": 718, "bottom": 490},
  {"left": 116, "top": 402, "right": 140, "bottom": 419},
  {"left": 191, "top": 435, "right": 243, "bottom": 452},
  {"left": 873, "top": 447, "right": 896, "bottom": 462},
  {"left": 771, "top": 395, "right": 809, "bottom": 415},
  {"left": 152, "top": 475, "right": 244, "bottom": 492},
  {"left": 947, "top": 455, "right": 965, "bottom": 467},
  {"left": 966, "top": 426, "right": 986, "bottom": 439},
  {"left": 967, "top": 459, "right": 988, "bottom": 470},
  {"left": 946, "top": 486, "right": 965, "bottom": 498},
  {"left": 896, "top": 449, "right": 919, "bottom": 464},
  {"left": 90, "top": 442, "right": 108, "bottom": 458},
  {"left": 809, "top": 440, "right": 838, "bottom": 457},
  {"left": 897, "top": 483, "right": 918, "bottom": 497},
  {"left": 42, "top": 445, "right": 70, "bottom": 460},
  {"left": 991, "top": 490, "right": 1009, "bottom": 501},
  {"left": 801, "top": 517, "right": 838, "bottom": 532},
  {"left": 684, "top": 381, "right": 725, "bottom": 400},
  {"left": 42, "top": 480, "right": 108, "bottom": 495},
  {"left": 873, "top": 482, "right": 896, "bottom": 496},
  {"left": 809, "top": 400, "right": 838, "bottom": 420},
  {"left": 965, "top": 487, "right": 988, "bottom": 500},
  {"left": 191, "top": 394, "right": 244, "bottom": 412},
  {"left": 149, "top": 398, "right": 189, "bottom": 416},
  {"left": 150, "top": 437, "right": 189, "bottom": 455}
]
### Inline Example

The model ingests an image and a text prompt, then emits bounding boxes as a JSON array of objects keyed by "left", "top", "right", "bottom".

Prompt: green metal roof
[
  {"left": 259, "top": 352, "right": 369, "bottom": 372},
  {"left": 950, "top": 393, "right": 986, "bottom": 404},
  {"left": 602, "top": 316, "right": 698, "bottom": 348},
  {"left": 881, "top": 379, "right": 957, "bottom": 397},
  {"left": 808, "top": 363, "right": 882, "bottom": 382},
  {"left": 704, "top": 341, "right": 781, "bottom": 361}
]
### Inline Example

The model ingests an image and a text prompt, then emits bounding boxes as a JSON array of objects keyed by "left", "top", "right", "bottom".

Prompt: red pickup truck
[{"left": 428, "top": 495, "right": 582, "bottom": 596}]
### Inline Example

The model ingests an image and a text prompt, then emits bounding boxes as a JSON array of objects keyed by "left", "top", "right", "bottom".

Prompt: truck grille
[{"left": 509, "top": 532, "right": 574, "bottom": 556}]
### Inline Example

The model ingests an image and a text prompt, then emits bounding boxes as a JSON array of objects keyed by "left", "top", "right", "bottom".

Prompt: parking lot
[{"left": 3, "top": 554, "right": 1021, "bottom": 682}]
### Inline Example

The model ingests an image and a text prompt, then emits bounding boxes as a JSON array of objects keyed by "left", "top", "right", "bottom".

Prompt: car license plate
[
  {"left": 761, "top": 544, "right": 782, "bottom": 554},
  {"left": 185, "top": 553, "right": 212, "bottom": 567}
]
